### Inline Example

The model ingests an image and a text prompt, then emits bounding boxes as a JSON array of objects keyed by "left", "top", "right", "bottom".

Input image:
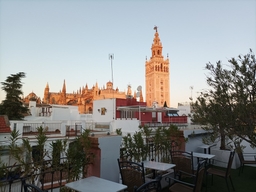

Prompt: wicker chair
[
  {"left": 134, "top": 175, "right": 162, "bottom": 192},
  {"left": 237, "top": 150, "right": 256, "bottom": 176},
  {"left": 168, "top": 159, "right": 206, "bottom": 192},
  {"left": 206, "top": 151, "right": 235, "bottom": 192},
  {"left": 118, "top": 159, "right": 146, "bottom": 192},
  {"left": 170, "top": 150, "right": 194, "bottom": 179}
]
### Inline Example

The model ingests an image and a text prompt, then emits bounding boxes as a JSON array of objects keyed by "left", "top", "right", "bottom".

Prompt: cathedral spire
[
  {"left": 44, "top": 82, "right": 50, "bottom": 104},
  {"left": 62, "top": 80, "right": 66, "bottom": 93}
]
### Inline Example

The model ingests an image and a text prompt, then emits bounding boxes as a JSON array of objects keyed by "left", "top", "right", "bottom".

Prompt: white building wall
[
  {"left": 51, "top": 107, "right": 72, "bottom": 120},
  {"left": 93, "top": 99, "right": 115, "bottom": 123},
  {"left": 112, "top": 119, "right": 140, "bottom": 135},
  {"left": 98, "top": 135, "right": 122, "bottom": 182},
  {"left": 177, "top": 103, "right": 192, "bottom": 123}
]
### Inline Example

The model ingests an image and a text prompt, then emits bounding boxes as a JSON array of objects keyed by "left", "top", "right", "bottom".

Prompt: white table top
[
  {"left": 193, "top": 152, "right": 215, "bottom": 159},
  {"left": 143, "top": 160, "right": 176, "bottom": 171},
  {"left": 65, "top": 176, "right": 127, "bottom": 192},
  {"left": 198, "top": 144, "right": 216, "bottom": 149}
]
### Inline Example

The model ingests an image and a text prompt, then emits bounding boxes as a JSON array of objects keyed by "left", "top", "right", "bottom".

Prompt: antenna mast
[
  {"left": 109, "top": 54, "right": 114, "bottom": 120},
  {"left": 189, "top": 86, "right": 193, "bottom": 101}
]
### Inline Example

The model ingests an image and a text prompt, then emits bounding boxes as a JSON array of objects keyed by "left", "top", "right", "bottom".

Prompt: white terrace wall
[{"left": 112, "top": 119, "right": 140, "bottom": 135}]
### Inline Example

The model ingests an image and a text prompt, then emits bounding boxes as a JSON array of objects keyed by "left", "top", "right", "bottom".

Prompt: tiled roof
[{"left": 0, "top": 115, "right": 11, "bottom": 133}]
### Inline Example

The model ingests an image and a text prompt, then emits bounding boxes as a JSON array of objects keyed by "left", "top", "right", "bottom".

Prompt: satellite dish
[{"left": 137, "top": 85, "right": 142, "bottom": 91}]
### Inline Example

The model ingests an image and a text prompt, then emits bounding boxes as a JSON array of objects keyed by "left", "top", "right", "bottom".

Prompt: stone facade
[
  {"left": 39, "top": 81, "right": 139, "bottom": 114},
  {"left": 145, "top": 27, "right": 170, "bottom": 107}
]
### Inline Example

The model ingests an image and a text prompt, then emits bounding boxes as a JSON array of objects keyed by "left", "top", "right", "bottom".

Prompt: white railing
[{"left": 22, "top": 122, "right": 62, "bottom": 133}]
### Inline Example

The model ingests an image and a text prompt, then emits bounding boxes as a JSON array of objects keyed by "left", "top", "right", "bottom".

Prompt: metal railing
[
  {"left": 65, "top": 124, "right": 82, "bottom": 136},
  {"left": 120, "top": 138, "right": 180, "bottom": 163},
  {"left": 22, "top": 123, "right": 62, "bottom": 134},
  {"left": 84, "top": 122, "right": 111, "bottom": 133},
  {"left": 0, "top": 157, "right": 84, "bottom": 192}
]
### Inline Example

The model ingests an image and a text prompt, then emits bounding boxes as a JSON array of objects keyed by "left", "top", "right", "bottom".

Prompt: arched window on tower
[
  {"left": 155, "top": 66, "right": 157, "bottom": 71},
  {"left": 160, "top": 64, "right": 163, "bottom": 71},
  {"left": 158, "top": 50, "right": 160, "bottom": 55}
]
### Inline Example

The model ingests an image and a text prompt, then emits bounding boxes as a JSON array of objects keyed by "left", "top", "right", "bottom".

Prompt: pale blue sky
[{"left": 0, "top": 0, "right": 255, "bottom": 107}]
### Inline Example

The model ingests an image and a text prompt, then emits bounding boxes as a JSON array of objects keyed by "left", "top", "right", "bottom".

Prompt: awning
[{"left": 116, "top": 106, "right": 179, "bottom": 112}]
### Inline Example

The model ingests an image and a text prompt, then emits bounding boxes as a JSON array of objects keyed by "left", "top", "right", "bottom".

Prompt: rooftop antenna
[
  {"left": 109, "top": 54, "right": 114, "bottom": 120},
  {"left": 189, "top": 86, "right": 193, "bottom": 101}
]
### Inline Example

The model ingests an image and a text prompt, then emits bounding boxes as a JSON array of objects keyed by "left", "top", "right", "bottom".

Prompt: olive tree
[{"left": 192, "top": 50, "right": 256, "bottom": 149}]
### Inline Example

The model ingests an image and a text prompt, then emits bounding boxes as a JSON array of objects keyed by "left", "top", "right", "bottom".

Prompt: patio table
[
  {"left": 198, "top": 143, "right": 217, "bottom": 154},
  {"left": 143, "top": 160, "right": 176, "bottom": 179},
  {"left": 192, "top": 152, "right": 215, "bottom": 160},
  {"left": 65, "top": 176, "right": 127, "bottom": 192},
  {"left": 192, "top": 152, "right": 215, "bottom": 166}
]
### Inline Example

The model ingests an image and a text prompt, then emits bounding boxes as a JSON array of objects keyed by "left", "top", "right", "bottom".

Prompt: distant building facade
[
  {"left": 22, "top": 81, "right": 143, "bottom": 114},
  {"left": 145, "top": 27, "right": 170, "bottom": 107}
]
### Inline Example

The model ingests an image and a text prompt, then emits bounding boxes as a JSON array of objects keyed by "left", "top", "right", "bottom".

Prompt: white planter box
[
  {"left": 211, "top": 148, "right": 240, "bottom": 169},
  {"left": 145, "top": 169, "right": 174, "bottom": 188}
]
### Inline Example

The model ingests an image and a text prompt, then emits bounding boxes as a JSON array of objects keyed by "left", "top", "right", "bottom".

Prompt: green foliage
[
  {"left": 3, "top": 126, "right": 94, "bottom": 184},
  {"left": 1, "top": 127, "right": 94, "bottom": 188},
  {"left": 50, "top": 139, "right": 64, "bottom": 167},
  {"left": 7, "top": 126, "right": 48, "bottom": 179},
  {"left": 122, "top": 131, "right": 148, "bottom": 162},
  {"left": 32, "top": 126, "right": 48, "bottom": 165},
  {"left": 192, "top": 49, "right": 256, "bottom": 149},
  {"left": 121, "top": 124, "right": 182, "bottom": 163},
  {"left": 8, "top": 129, "right": 24, "bottom": 164},
  {"left": 65, "top": 129, "right": 93, "bottom": 181},
  {"left": 0, "top": 72, "right": 28, "bottom": 120},
  {"left": 116, "top": 128, "right": 122, "bottom": 135}
]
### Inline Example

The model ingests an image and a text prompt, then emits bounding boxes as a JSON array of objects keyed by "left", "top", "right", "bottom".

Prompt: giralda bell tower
[{"left": 145, "top": 26, "right": 170, "bottom": 107}]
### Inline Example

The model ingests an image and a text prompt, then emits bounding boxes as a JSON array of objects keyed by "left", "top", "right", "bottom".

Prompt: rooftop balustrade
[{"left": 20, "top": 122, "right": 112, "bottom": 137}]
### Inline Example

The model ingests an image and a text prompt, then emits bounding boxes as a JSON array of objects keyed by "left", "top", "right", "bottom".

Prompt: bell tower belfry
[{"left": 145, "top": 26, "right": 170, "bottom": 107}]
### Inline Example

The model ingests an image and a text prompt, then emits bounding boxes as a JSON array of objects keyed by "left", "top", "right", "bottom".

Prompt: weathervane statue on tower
[{"left": 153, "top": 25, "right": 158, "bottom": 32}]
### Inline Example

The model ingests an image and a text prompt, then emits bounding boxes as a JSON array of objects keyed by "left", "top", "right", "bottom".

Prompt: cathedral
[
  {"left": 23, "top": 81, "right": 143, "bottom": 114},
  {"left": 43, "top": 81, "right": 142, "bottom": 113},
  {"left": 23, "top": 27, "right": 170, "bottom": 113}
]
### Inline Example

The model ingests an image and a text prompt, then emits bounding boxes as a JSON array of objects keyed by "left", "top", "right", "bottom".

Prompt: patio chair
[
  {"left": 206, "top": 151, "right": 235, "bottom": 192},
  {"left": 237, "top": 150, "right": 256, "bottom": 176},
  {"left": 134, "top": 175, "right": 162, "bottom": 192},
  {"left": 167, "top": 159, "right": 206, "bottom": 192},
  {"left": 118, "top": 159, "right": 146, "bottom": 192},
  {"left": 23, "top": 182, "right": 48, "bottom": 192},
  {"left": 170, "top": 150, "right": 194, "bottom": 179}
]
